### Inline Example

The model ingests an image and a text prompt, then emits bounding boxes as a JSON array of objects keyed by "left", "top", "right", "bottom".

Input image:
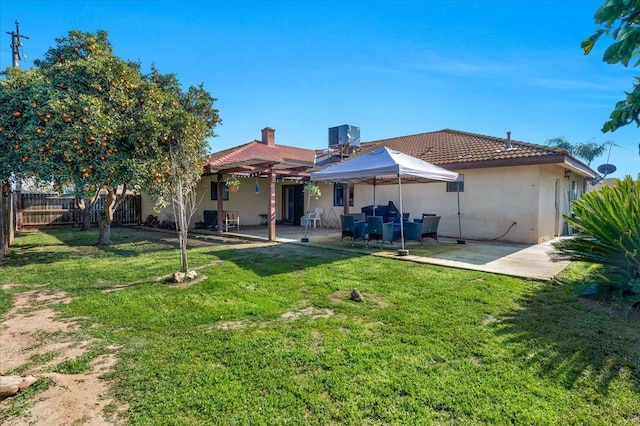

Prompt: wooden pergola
[{"left": 204, "top": 128, "right": 316, "bottom": 241}]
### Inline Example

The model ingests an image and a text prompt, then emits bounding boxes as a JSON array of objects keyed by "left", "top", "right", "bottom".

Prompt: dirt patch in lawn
[
  {"left": 0, "top": 290, "right": 123, "bottom": 425},
  {"left": 282, "top": 306, "right": 334, "bottom": 320}
]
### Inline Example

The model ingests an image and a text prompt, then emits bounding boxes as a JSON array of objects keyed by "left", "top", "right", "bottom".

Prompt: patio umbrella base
[
  {"left": 301, "top": 237, "right": 309, "bottom": 243},
  {"left": 457, "top": 239, "right": 466, "bottom": 244},
  {"left": 397, "top": 249, "right": 409, "bottom": 256}
]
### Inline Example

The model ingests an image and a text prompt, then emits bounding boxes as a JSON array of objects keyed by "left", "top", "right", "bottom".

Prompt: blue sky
[{"left": 1, "top": 0, "right": 638, "bottom": 178}]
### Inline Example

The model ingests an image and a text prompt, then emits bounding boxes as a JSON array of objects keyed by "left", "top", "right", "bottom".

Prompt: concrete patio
[{"left": 198, "top": 224, "right": 569, "bottom": 281}]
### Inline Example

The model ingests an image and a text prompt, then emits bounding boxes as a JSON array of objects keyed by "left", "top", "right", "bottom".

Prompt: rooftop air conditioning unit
[{"left": 328, "top": 124, "right": 360, "bottom": 148}]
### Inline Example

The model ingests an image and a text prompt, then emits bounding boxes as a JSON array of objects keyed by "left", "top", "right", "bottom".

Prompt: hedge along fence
[{"left": 18, "top": 193, "right": 142, "bottom": 229}]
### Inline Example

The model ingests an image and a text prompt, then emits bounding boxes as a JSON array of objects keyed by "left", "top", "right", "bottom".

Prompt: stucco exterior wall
[
  {"left": 141, "top": 176, "right": 276, "bottom": 226},
  {"left": 140, "top": 163, "right": 589, "bottom": 244},
  {"left": 319, "top": 164, "right": 571, "bottom": 244},
  {"left": 196, "top": 176, "right": 271, "bottom": 226},
  {"left": 441, "top": 167, "right": 539, "bottom": 243}
]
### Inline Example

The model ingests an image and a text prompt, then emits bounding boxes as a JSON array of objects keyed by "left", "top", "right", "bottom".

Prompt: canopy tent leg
[
  {"left": 457, "top": 181, "right": 465, "bottom": 244},
  {"left": 397, "top": 174, "right": 409, "bottom": 256}
]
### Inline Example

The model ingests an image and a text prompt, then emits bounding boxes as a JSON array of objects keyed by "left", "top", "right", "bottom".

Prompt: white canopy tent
[{"left": 310, "top": 146, "right": 459, "bottom": 254}]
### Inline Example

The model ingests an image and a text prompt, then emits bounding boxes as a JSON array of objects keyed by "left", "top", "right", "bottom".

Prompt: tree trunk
[
  {"left": 179, "top": 232, "right": 188, "bottom": 272},
  {"left": 0, "top": 190, "right": 7, "bottom": 258},
  {"left": 76, "top": 197, "right": 93, "bottom": 231},
  {"left": 174, "top": 181, "right": 189, "bottom": 272},
  {"left": 171, "top": 177, "right": 199, "bottom": 273},
  {"left": 97, "top": 189, "right": 117, "bottom": 245},
  {"left": 81, "top": 206, "right": 92, "bottom": 230},
  {"left": 98, "top": 220, "right": 111, "bottom": 245}
]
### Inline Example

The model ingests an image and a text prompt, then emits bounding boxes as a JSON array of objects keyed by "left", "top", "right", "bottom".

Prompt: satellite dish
[{"left": 597, "top": 163, "right": 617, "bottom": 175}]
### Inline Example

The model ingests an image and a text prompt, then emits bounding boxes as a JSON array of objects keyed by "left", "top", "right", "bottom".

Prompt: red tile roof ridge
[
  {"left": 205, "top": 142, "right": 253, "bottom": 164},
  {"left": 360, "top": 128, "right": 563, "bottom": 154},
  {"left": 205, "top": 140, "right": 316, "bottom": 169}
]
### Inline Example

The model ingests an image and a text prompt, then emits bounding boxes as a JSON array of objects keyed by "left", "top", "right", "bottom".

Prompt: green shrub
[{"left": 553, "top": 175, "right": 640, "bottom": 311}]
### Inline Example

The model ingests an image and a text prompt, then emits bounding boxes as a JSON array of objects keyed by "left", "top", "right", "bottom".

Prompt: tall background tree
[
  {"left": 583, "top": 0, "right": 640, "bottom": 135},
  {"left": 545, "top": 137, "right": 607, "bottom": 166}
]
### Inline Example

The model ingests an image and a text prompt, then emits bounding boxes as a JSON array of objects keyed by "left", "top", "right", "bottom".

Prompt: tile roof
[
  {"left": 345, "top": 129, "right": 596, "bottom": 177},
  {"left": 205, "top": 128, "right": 598, "bottom": 179},
  {"left": 205, "top": 140, "right": 316, "bottom": 175}
]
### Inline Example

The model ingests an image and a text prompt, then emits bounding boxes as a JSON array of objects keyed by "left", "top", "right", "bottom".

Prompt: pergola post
[
  {"left": 216, "top": 172, "right": 224, "bottom": 233},
  {"left": 267, "top": 168, "right": 276, "bottom": 241}
]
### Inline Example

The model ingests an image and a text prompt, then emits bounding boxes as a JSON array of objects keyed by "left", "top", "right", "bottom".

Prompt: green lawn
[{"left": 1, "top": 228, "right": 639, "bottom": 425}]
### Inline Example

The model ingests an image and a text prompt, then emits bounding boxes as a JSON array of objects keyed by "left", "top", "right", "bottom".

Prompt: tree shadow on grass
[
  {"left": 47, "top": 227, "right": 185, "bottom": 257},
  {"left": 205, "top": 241, "right": 366, "bottom": 277},
  {"left": 1, "top": 231, "right": 81, "bottom": 267},
  {"left": 1, "top": 228, "right": 185, "bottom": 271},
  {"left": 6, "top": 227, "right": 365, "bottom": 285},
  {"left": 494, "top": 282, "right": 640, "bottom": 394}
]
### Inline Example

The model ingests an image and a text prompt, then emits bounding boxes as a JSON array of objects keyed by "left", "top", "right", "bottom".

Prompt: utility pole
[
  {"left": 6, "top": 20, "right": 29, "bottom": 213},
  {"left": 7, "top": 20, "right": 28, "bottom": 68}
]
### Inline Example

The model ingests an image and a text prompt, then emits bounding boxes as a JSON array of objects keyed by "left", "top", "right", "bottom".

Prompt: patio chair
[
  {"left": 303, "top": 207, "right": 323, "bottom": 228},
  {"left": 404, "top": 215, "right": 440, "bottom": 247},
  {"left": 225, "top": 211, "right": 240, "bottom": 230},
  {"left": 366, "top": 215, "right": 394, "bottom": 248},
  {"left": 341, "top": 214, "right": 367, "bottom": 247}
]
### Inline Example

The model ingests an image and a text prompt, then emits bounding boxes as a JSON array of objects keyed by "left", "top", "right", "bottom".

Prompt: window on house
[
  {"left": 211, "top": 181, "right": 229, "bottom": 200},
  {"left": 333, "top": 183, "right": 354, "bottom": 206},
  {"left": 446, "top": 174, "right": 464, "bottom": 192}
]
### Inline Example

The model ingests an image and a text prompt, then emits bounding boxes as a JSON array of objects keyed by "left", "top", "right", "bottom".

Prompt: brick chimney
[{"left": 261, "top": 127, "right": 275, "bottom": 146}]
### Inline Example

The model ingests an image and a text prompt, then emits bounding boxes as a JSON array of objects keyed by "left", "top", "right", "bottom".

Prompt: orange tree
[
  {"left": 1, "top": 31, "right": 149, "bottom": 239},
  {"left": 0, "top": 68, "right": 55, "bottom": 189},
  {"left": 35, "top": 30, "right": 156, "bottom": 243},
  {"left": 1, "top": 31, "right": 182, "bottom": 244}
]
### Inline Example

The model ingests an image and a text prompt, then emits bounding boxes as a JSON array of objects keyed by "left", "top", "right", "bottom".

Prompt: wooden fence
[{"left": 18, "top": 193, "right": 141, "bottom": 229}]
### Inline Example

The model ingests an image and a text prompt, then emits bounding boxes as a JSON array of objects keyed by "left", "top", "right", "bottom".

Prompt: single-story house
[{"left": 142, "top": 127, "right": 598, "bottom": 244}]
